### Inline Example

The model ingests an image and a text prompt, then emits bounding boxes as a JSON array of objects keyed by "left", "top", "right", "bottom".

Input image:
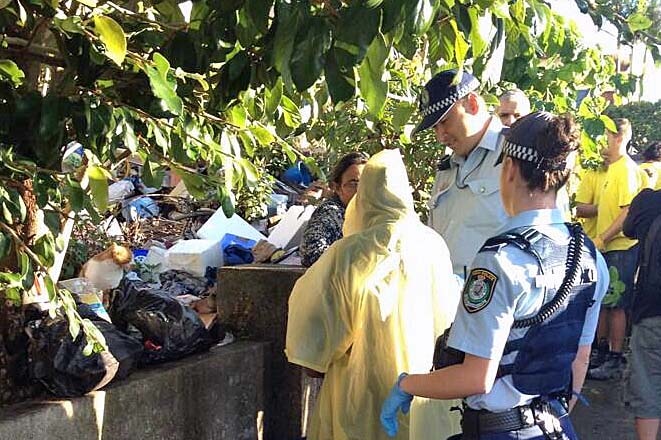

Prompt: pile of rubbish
[{"left": 25, "top": 155, "right": 324, "bottom": 398}]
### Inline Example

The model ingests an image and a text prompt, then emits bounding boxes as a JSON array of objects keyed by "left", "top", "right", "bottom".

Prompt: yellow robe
[{"left": 286, "top": 149, "right": 461, "bottom": 440}]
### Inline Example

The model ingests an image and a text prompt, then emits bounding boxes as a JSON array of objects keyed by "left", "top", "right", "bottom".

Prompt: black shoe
[{"left": 589, "top": 340, "right": 609, "bottom": 369}]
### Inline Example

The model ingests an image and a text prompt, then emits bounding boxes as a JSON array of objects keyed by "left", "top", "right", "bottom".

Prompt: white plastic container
[{"left": 166, "top": 239, "right": 223, "bottom": 277}]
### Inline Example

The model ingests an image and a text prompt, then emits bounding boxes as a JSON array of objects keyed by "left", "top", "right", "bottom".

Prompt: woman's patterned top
[{"left": 299, "top": 195, "right": 345, "bottom": 267}]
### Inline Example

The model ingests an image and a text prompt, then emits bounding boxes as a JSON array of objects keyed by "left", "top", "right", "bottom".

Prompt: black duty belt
[{"left": 461, "top": 399, "right": 568, "bottom": 437}]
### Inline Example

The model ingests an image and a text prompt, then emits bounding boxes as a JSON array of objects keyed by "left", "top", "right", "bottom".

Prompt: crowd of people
[{"left": 286, "top": 68, "right": 661, "bottom": 440}]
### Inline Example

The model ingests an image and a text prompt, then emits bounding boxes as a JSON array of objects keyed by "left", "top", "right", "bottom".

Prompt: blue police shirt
[
  {"left": 427, "top": 117, "right": 508, "bottom": 276},
  {"left": 446, "top": 208, "right": 609, "bottom": 412}
]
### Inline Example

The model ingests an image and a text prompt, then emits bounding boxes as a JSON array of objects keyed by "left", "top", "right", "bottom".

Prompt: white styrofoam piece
[
  {"left": 166, "top": 239, "right": 223, "bottom": 277},
  {"left": 196, "top": 211, "right": 267, "bottom": 243},
  {"left": 267, "top": 205, "right": 315, "bottom": 249}
]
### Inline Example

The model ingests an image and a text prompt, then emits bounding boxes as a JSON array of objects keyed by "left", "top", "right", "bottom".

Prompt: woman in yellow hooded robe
[{"left": 286, "top": 149, "right": 461, "bottom": 440}]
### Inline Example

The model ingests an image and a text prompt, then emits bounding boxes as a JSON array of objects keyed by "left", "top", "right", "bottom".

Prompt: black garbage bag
[
  {"left": 109, "top": 279, "right": 213, "bottom": 365},
  {"left": 28, "top": 303, "right": 143, "bottom": 398},
  {"left": 77, "top": 303, "right": 144, "bottom": 380}
]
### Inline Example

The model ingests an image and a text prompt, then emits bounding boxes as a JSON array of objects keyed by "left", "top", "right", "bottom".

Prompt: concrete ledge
[
  {"left": 0, "top": 341, "right": 266, "bottom": 440},
  {"left": 217, "top": 264, "right": 306, "bottom": 440}
]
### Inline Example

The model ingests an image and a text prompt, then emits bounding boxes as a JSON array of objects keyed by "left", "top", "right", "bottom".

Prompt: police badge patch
[
  {"left": 420, "top": 89, "right": 430, "bottom": 108},
  {"left": 463, "top": 268, "right": 498, "bottom": 313}
]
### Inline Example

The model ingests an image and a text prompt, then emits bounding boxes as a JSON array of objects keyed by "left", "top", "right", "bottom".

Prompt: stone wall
[
  {"left": 216, "top": 264, "right": 306, "bottom": 440},
  {"left": 0, "top": 341, "right": 266, "bottom": 440}
]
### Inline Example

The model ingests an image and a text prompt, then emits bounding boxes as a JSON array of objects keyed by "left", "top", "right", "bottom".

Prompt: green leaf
[
  {"left": 154, "top": 0, "right": 186, "bottom": 24},
  {"left": 450, "top": 19, "right": 469, "bottom": 67},
  {"left": 4, "top": 288, "right": 21, "bottom": 306},
  {"left": 86, "top": 165, "right": 109, "bottom": 212},
  {"left": 238, "top": 131, "right": 256, "bottom": 157},
  {"left": 18, "top": 251, "right": 34, "bottom": 290},
  {"left": 335, "top": 5, "right": 381, "bottom": 64},
  {"left": 290, "top": 17, "right": 332, "bottom": 91},
  {"left": 53, "top": 16, "right": 85, "bottom": 35},
  {"left": 66, "top": 179, "right": 85, "bottom": 212},
  {"left": 467, "top": 7, "right": 488, "bottom": 58},
  {"left": 0, "top": 0, "right": 12, "bottom": 8},
  {"left": 144, "top": 53, "right": 184, "bottom": 115},
  {"left": 0, "top": 232, "right": 10, "bottom": 259},
  {"left": 627, "top": 12, "right": 653, "bottom": 32},
  {"left": 250, "top": 124, "right": 275, "bottom": 146},
  {"left": 436, "top": 21, "right": 455, "bottom": 61},
  {"left": 122, "top": 118, "right": 138, "bottom": 152},
  {"left": 273, "top": 3, "right": 302, "bottom": 85},
  {"left": 0, "top": 60, "right": 25, "bottom": 87},
  {"left": 358, "top": 34, "right": 390, "bottom": 118},
  {"left": 265, "top": 78, "right": 283, "bottom": 116},
  {"left": 142, "top": 161, "right": 164, "bottom": 188},
  {"left": 392, "top": 102, "right": 416, "bottom": 130},
  {"left": 324, "top": 47, "right": 356, "bottom": 103},
  {"left": 34, "top": 234, "right": 56, "bottom": 267},
  {"left": 600, "top": 114, "right": 617, "bottom": 133},
  {"left": 238, "top": 158, "right": 259, "bottom": 186},
  {"left": 245, "top": 0, "right": 272, "bottom": 34},
  {"left": 228, "top": 105, "right": 248, "bottom": 128},
  {"left": 221, "top": 191, "right": 235, "bottom": 218},
  {"left": 178, "top": 170, "right": 207, "bottom": 199},
  {"left": 93, "top": 15, "right": 127, "bottom": 66},
  {"left": 406, "top": 0, "right": 436, "bottom": 36},
  {"left": 43, "top": 211, "right": 61, "bottom": 236}
]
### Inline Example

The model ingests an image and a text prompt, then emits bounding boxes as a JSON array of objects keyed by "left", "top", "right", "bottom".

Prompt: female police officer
[{"left": 380, "top": 112, "right": 609, "bottom": 439}]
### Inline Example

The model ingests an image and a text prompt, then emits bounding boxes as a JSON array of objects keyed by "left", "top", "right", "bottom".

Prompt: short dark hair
[
  {"left": 329, "top": 151, "right": 369, "bottom": 185},
  {"left": 508, "top": 113, "right": 580, "bottom": 193},
  {"left": 642, "top": 141, "right": 661, "bottom": 162},
  {"left": 611, "top": 118, "right": 631, "bottom": 136}
]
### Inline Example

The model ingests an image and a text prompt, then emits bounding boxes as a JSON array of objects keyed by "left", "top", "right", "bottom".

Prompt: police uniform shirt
[
  {"left": 428, "top": 117, "right": 508, "bottom": 276},
  {"left": 446, "top": 209, "right": 609, "bottom": 412}
]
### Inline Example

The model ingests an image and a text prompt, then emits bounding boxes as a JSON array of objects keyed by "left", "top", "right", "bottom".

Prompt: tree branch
[
  {"left": 0, "top": 36, "right": 65, "bottom": 67},
  {"left": 0, "top": 220, "right": 49, "bottom": 273}
]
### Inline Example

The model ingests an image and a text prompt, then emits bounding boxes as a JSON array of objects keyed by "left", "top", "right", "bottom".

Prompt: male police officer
[{"left": 414, "top": 69, "right": 508, "bottom": 276}]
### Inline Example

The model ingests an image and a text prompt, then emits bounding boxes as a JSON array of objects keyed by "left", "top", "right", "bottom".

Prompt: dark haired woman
[
  {"left": 640, "top": 141, "right": 661, "bottom": 190},
  {"left": 299, "top": 151, "right": 369, "bottom": 267},
  {"left": 380, "top": 112, "right": 610, "bottom": 439}
]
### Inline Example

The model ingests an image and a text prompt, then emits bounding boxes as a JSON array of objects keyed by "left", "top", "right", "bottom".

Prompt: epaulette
[
  {"left": 479, "top": 227, "right": 543, "bottom": 255},
  {"left": 436, "top": 155, "right": 452, "bottom": 171}
]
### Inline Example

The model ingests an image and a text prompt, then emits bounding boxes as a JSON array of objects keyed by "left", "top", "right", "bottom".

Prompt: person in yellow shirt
[
  {"left": 585, "top": 119, "right": 646, "bottom": 381},
  {"left": 639, "top": 141, "right": 661, "bottom": 190},
  {"left": 575, "top": 166, "right": 607, "bottom": 240}
]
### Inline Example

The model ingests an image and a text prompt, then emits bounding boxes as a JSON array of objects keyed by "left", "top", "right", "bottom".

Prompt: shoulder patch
[{"left": 462, "top": 268, "right": 498, "bottom": 313}]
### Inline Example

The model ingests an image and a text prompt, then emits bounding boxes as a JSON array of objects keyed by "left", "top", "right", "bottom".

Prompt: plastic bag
[
  {"left": 109, "top": 279, "right": 213, "bottom": 365},
  {"left": 28, "top": 304, "right": 143, "bottom": 397}
]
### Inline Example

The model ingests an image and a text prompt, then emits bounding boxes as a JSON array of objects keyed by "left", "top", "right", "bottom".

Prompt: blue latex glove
[{"left": 380, "top": 373, "right": 413, "bottom": 437}]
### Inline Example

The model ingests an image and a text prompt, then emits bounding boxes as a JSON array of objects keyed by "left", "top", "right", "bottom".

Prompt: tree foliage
[{"left": 0, "top": 0, "right": 655, "bottom": 358}]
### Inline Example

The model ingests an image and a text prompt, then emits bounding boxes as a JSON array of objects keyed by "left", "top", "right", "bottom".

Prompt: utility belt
[{"left": 460, "top": 398, "right": 568, "bottom": 439}]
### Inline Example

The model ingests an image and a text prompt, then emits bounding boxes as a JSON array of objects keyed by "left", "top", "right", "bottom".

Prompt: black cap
[
  {"left": 495, "top": 111, "right": 567, "bottom": 170},
  {"left": 412, "top": 69, "right": 480, "bottom": 135}
]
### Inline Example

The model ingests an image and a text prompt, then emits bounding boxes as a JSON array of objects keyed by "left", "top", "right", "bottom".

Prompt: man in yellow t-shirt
[
  {"left": 575, "top": 166, "right": 607, "bottom": 240},
  {"left": 585, "top": 119, "right": 646, "bottom": 381},
  {"left": 639, "top": 141, "right": 661, "bottom": 190}
]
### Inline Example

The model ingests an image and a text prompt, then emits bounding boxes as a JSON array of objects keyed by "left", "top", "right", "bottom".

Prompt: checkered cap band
[
  {"left": 420, "top": 77, "right": 481, "bottom": 117},
  {"left": 502, "top": 140, "right": 541, "bottom": 164}
]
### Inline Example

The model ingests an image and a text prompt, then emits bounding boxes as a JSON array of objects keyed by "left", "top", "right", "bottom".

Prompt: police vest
[{"left": 480, "top": 225, "right": 598, "bottom": 397}]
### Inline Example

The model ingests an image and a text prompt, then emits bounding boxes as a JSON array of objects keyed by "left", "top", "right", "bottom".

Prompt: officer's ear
[
  {"left": 462, "top": 92, "right": 481, "bottom": 115},
  {"left": 502, "top": 156, "right": 518, "bottom": 184}
]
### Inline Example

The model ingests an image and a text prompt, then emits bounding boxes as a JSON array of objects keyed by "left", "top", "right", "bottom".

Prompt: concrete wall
[
  {"left": 216, "top": 264, "right": 306, "bottom": 440},
  {"left": 0, "top": 341, "right": 266, "bottom": 440}
]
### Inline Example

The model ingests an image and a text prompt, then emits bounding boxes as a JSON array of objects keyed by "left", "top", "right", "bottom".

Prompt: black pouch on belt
[{"left": 432, "top": 325, "right": 465, "bottom": 371}]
